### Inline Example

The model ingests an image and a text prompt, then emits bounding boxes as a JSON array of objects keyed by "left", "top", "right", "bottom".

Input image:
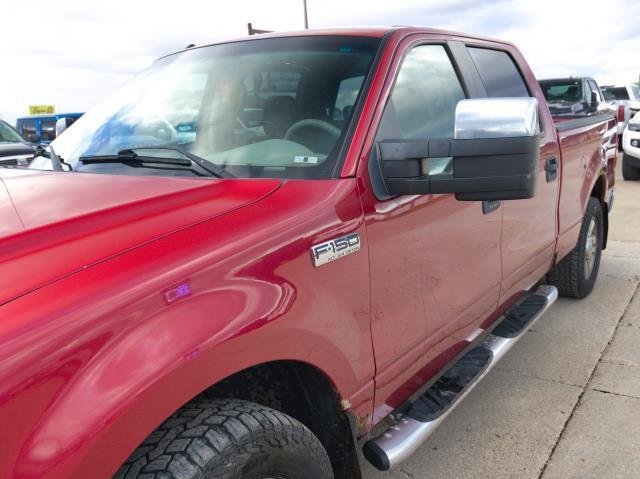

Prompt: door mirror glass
[{"left": 454, "top": 97, "right": 539, "bottom": 139}]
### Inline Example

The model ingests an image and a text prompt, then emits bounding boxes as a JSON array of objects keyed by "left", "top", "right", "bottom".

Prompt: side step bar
[{"left": 363, "top": 285, "right": 558, "bottom": 471}]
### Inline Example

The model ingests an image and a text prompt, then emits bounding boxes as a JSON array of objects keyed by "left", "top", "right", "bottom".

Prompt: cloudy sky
[{"left": 1, "top": 0, "right": 638, "bottom": 124}]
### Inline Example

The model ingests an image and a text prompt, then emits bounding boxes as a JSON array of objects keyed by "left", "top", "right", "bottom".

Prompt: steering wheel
[
  {"left": 284, "top": 119, "right": 341, "bottom": 151},
  {"left": 147, "top": 116, "right": 178, "bottom": 142}
]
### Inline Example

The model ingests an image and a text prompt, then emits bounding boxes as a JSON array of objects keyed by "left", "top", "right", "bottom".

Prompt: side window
[
  {"left": 377, "top": 45, "right": 465, "bottom": 141},
  {"left": 376, "top": 45, "right": 465, "bottom": 175},
  {"left": 467, "top": 47, "right": 529, "bottom": 97}
]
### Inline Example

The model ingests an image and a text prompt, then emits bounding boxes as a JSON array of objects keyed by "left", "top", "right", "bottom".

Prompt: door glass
[
  {"left": 468, "top": 47, "right": 529, "bottom": 97},
  {"left": 376, "top": 45, "right": 465, "bottom": 175}
]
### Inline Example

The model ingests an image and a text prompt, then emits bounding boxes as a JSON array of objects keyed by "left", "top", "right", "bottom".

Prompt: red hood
[{"left": 0, "top": 169, "right": 281, "bottom": 305}]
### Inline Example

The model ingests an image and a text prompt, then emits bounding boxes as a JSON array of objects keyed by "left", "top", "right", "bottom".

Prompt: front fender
[{"left": 0, "top": 179, "right": 373, "bottom": 479}]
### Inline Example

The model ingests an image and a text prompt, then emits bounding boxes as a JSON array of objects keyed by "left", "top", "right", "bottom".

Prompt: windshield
[
  {"left": 602, "top": 87, "right": 630, "bottom": 101},
  {"left": 539, "top": 79, "right": 582, "bottom": 103},
  {"left": 45, "top": 36, "right": 380, "bottom": 179},
  {"left": 0, "top": 121, "right": 25, "bottom": 143}
]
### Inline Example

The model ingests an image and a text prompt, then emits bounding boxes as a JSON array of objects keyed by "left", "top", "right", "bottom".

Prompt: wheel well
[
  {"left": 204, "top": 360, "right": 362, "bottom": 479},
  {"left": 590, "top": 174, "right": 608, "bottom": 250}
]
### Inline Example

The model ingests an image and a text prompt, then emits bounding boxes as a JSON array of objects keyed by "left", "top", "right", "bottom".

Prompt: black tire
[
  {"left": 114, "top": 398, "right": 333, "bottom": 479},
  {"left": 622, "top": 154, "right": 640, "bottom": 181},
  {"left": 547, "top": 197, "right": 603, "bottom": 298}
]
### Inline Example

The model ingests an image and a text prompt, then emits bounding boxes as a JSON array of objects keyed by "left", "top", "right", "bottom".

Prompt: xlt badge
[{"left": 311, "top": 233, "right": 361, "bottom": 267}]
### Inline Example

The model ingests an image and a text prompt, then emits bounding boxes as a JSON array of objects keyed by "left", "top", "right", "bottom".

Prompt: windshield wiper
[{"left": 79, "top": 146, "right": 234, "bottom": 178}]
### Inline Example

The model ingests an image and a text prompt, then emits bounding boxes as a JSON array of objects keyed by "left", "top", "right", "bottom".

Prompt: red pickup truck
[{"left": 0, "top": 27, "right": 618, "bottom": 479}]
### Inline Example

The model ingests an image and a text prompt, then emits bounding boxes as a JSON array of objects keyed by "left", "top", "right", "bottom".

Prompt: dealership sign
[{"left": 28, "top": 105, "right": 56, "bottom": 115}]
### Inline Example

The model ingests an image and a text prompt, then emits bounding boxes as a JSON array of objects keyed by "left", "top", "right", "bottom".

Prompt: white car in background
[
  {"left": 602, "top": 84, "right": 640, "bottom": 140},
  {"left": 622, "top": 112, "right": 640, "bottom": 180}
]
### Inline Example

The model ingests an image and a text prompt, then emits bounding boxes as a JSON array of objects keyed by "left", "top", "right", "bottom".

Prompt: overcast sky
[{"left": 1, "top": 0, "right": 638, "bottom": 124}]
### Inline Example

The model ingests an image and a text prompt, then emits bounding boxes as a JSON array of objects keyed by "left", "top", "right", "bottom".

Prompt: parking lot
[{"left": 363, "top": 155, "right": 640, "bottom": 479}]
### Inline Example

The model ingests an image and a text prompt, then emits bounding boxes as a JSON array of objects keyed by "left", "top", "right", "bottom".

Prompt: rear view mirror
[{"left": 376, "top": 97, "right": 540, "bottom": 201}]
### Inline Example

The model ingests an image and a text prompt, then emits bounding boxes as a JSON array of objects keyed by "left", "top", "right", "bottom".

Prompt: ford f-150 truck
[
  {"left": 0, "top": 27, "right": 618, "bottom": 479},
  {"left": 538, "top": 77, "right": 614, "bottom": 118}
]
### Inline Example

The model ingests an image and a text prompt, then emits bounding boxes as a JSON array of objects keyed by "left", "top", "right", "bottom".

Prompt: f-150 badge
[{"left": 311, "top": 233, "right": 361, "bottom": 267}]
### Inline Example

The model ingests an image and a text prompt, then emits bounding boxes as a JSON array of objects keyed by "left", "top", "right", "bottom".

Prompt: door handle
[{"left": 546, "top": 157, "right": 558, "bottom": 182}]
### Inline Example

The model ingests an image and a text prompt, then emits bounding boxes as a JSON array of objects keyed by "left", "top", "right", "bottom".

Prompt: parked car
[
  {"left": 0, "top": 119, "right": 36, "bottom": 166},
  {"left": 538, "top": 77, "right": 613, "bottom": 117},
  {"left": 15, "top": 112, "right": 83, "bottom": 144},
  {"left": 622, "top": 111, "right": 640, "bottom": 180},
  {"left": 602, "top": 84, "right": 640, "bottom": 139},
  {"left": 2, "top": 27, "right": 618, "bottom": 479}
]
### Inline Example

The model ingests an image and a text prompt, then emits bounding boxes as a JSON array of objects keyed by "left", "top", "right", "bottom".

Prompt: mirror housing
[{"left": 375, "top": 97, "right": 540, "bottom": 201}]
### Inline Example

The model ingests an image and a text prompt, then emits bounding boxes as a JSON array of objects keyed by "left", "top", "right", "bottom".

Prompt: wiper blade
[
  {"left": 132, "top": 145, "right": 234, "bottom": 178},
  {"left": 81, "top": 146, "right": 234, "bottom": 179},
  {"left": 80, "top": 150, "right": 191, "bottom": 166}
]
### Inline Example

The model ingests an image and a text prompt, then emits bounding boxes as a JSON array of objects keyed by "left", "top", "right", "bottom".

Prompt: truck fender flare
[{"left": 15, "top": 288, "right": 358, "bottom": 478}]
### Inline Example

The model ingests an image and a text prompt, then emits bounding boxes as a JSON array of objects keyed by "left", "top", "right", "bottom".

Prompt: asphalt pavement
[{"left": 363, "top": 155, "right": 640, "bottom": 479}]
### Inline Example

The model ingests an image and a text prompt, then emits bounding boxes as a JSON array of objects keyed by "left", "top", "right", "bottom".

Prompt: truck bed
[{"left": 554, "top": 114, "right": 617, "bottom": 260}]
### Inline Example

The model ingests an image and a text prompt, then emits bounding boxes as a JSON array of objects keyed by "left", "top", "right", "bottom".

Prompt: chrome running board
[{"left": 363, "top": 285, "right": 558, "bottom": 471}]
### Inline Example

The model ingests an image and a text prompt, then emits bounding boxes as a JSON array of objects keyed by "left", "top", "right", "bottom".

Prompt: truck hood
[
  {"left": 0, "top": 142, "right": 36, "bottom": 165},
  {"left": 0, "top": 169, "right": 281, "bottom": 305}
]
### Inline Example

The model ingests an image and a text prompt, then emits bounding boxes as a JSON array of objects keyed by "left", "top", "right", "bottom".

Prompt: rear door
[
  {"left": 360, "top": 38, "right": 502, "bottom": 422},
  {"left": 466, "top": 44, "right": 560, "bottom": 302}
]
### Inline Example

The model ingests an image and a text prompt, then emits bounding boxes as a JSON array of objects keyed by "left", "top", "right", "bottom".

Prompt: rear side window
[
  {"left": 604, "top": 87, "right": 630, "bottom": 101},
  {"left": 468, "top": 47, "right": 529, "bottom": 97}
]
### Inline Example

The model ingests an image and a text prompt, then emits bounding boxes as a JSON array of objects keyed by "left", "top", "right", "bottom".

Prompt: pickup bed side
[{"left": 554, "top": 116, "right": 618, "bottom": 260}]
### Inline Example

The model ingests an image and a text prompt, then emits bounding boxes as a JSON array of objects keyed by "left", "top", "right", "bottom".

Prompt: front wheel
[
  {"left": 115, "top": 399, "right": 334, "bottom": 479},
  {"left": 547, "top": 197, "right": 603, "bottom": 298}
]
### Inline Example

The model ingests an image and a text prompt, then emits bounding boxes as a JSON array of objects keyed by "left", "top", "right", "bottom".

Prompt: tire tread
[{"left": 116, "top": 398, "right": 333, "bottom": 479}]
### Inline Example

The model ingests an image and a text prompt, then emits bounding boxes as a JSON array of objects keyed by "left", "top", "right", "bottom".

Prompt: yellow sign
[{"left": 28, "top": 105, "right": 56, "bottom": 115}]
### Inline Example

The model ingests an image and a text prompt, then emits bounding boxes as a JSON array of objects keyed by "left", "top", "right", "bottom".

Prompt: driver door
[{"left": 358, "top": 41, "right": 502, "bottom": 422}]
